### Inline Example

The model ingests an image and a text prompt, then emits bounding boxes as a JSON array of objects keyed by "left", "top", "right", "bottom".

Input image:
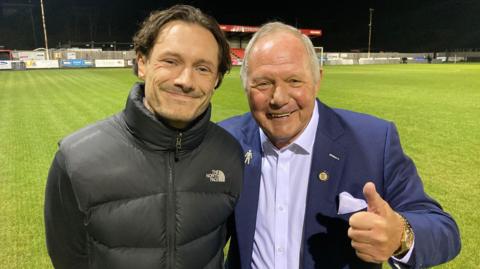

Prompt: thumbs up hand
[{"left": 348, "top": 182, "right": 404, "bottom": 263}]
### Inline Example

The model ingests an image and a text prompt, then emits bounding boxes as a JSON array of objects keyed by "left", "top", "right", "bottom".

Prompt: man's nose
[
  {"left": 174, "top": 67, "right": 194, "bottom": 92},
  {"left": 270, "top": 84, "right": 289, "bottom": 108}
]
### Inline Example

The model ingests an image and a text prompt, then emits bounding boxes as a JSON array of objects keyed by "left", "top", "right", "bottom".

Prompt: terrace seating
[
  {"left": 231, "top": 48, "right": 245, "bottom": 60},
  {"left": 230, "top": 48, "right": 245, "bottom": 66}
]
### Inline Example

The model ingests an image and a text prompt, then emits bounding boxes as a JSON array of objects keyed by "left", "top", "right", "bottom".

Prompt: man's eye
[
  {"left": 196, "top": 66, "right": 212, "bottom": 73},
  {"left": 162, "top": 59, "right": 177, "bottom": 65},
  {"left": 289, "top": 79, "right": 303, "bottom": 87},
  {"left": 255, "top": 82, "right": 272, "bottom": 90}
]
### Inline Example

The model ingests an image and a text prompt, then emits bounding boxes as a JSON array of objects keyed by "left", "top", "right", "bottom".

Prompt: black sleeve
[
  {"left": 225, "top": 213, "right": 241, "bottom": 269},
  {"left": 44, "top": 151, "right": 88, "bottom": 269}
]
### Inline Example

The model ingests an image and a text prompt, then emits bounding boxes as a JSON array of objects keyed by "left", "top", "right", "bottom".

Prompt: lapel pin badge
[
  {"left": 329, "top": 153, "right": 340, "bottom": 160},
  {"left": 318, "top": 170, "right": 329, "bottom": 181},
  {"left": 244, "top": 149, "right": 253, "bottom": 165}
]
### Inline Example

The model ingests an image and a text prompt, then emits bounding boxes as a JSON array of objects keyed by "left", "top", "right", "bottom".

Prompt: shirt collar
[{"left": 260, "top": 101, "right": 319, "bottom": 155}]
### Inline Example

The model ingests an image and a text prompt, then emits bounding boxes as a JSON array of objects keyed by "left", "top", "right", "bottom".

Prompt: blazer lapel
[
  {"left": 307, "top": 100, "right": 347, "bottom": 210},
  {"left": 235, "top": 117, "right": 262, "bottom": 269},
  {"left": 302, "top": 100, "right": 348, "bottom": 268}
]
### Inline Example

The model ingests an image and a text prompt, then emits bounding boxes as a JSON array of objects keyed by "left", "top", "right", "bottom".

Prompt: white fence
[
  {"left": 25, "top": 60, "right": 60, "bottom": 69},
  {"left": 94, "top": 59, "right": 126, "bottom": 68},
  {"left": 2, "top": 49, "right": 479, "bottom": 71},
  {"left": 320, "top": 51, "right": 479, "bottom": 65},
  {"left": 0, "top": 61, "right": 12, "bottom": 70},
  {"left": 0, "top": 59, "right": 133, "bottom": 70}
]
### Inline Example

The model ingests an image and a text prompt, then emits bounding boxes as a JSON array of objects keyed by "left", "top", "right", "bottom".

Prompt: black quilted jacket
[{"left": 45, "top": 83, "right": 243, "bottom": 269}]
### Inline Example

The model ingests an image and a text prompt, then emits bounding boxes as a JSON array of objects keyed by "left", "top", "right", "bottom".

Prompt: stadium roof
[{"left": 220, "top": 24, "right": 322, "bottom": 37}]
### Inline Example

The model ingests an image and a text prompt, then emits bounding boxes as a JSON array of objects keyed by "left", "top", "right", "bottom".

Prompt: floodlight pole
[
  {"left": 368, "top": 8, "right": 374, "bottom": 59},
  {"left": 40, "top": 0, "right": 50, "bottom": 60}
]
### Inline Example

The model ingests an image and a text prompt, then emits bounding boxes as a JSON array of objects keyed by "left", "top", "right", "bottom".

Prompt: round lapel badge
[{"left": 318, "top": 171, "right": 329, "bottom": 181}]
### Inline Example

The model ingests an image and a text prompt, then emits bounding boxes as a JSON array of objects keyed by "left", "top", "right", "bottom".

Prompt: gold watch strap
[{"left": 393, "top": 214, "right": 414, "bottom": 256}]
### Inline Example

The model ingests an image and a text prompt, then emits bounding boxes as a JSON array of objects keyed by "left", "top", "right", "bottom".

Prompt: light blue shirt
[
  {"left": 252, "top": 102, "right": 319, "bottom": 269},
  {"left": 251, "top": 102, "right": 413, "bottom": 268}
]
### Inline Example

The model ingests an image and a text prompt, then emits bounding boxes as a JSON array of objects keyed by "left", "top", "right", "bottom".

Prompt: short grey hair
[{"left": 240, "top": 22, "right": 320, "bottom": 90}]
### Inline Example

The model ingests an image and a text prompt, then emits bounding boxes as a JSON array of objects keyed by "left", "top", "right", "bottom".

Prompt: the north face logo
[{"left": 206, "top": 170, "right": 225, "bottom": 182}]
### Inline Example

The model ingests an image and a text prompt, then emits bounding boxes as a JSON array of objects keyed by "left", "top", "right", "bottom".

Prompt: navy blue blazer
[{"left": 219, "top": 99, "right": 460, "bottom": 269}]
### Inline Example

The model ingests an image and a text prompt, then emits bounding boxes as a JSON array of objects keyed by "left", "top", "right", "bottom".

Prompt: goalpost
[{"left": 314, "top": 46, "right": 324, "bottom": 68}]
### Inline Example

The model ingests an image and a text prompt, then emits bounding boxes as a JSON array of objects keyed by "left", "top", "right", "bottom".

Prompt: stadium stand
[
  {"left": 230, "top": 48, "right": 245, "bottom": 65},
  {"left": 4, "top": 23, "right": 480, "bottom": 70},
  {"left": 221, "top": 25, "right": 321, "bottom": 66},
  {"left": 231, "top": 48, "right": 245, "bottom": 60},
  {"left": 0, "top": 50, "right": 13, "bottom": 60}
]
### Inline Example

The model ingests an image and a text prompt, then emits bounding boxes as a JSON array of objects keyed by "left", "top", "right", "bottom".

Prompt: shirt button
[
  {"left": 277, "top": 247, "right": 284, "bottom": 253},
  {"left": 278, "top": 206, "right": 284, "bottom": 211}
]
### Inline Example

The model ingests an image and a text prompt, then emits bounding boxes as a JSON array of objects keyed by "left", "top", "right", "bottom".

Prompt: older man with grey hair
[{"left": 220, "top": 22, "right": 460, "bottom": 269}]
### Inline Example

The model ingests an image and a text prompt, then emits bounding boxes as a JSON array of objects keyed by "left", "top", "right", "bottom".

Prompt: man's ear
[
  {"left": 315, "top": 69, "right": 323, "bottom": 94},
  {"left": 213, "top": 75, "right": 220, "bottom": 89},
  {"left": 137, "top": 55, "right": 146, "bottom": 80}
]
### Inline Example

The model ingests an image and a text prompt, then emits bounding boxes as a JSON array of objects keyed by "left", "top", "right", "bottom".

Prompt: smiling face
[
  {"left": 246, "top": 32, "right": 320, "bottom": 148},
  {"left": 137, "top": 21, "right": 219, "bottom": 129}
]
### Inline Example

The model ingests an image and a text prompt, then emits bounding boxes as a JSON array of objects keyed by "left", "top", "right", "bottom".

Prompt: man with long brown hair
[{"left": 45, "top": 5, "right": 243, "bottom": 269}]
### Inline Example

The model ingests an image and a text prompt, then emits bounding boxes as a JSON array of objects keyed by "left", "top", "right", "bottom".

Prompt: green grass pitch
[{"left": 0, "top": 64, "right": 479, "bottom": 268}]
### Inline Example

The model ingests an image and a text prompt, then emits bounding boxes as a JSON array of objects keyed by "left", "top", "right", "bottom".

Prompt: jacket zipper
[
  {"left": 175, "top": 132, "right": 183, "bottom": 161},
  {"left": 167, "top": 132, "right": 182, "bottom": 268},
  {"left": 167, "top": 153, "right": 175, "bottom": 269}
]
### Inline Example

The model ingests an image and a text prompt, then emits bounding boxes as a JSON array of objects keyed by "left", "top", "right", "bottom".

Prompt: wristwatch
[{"left": 393, "top": 213, "right": 414, "bottom": 257}]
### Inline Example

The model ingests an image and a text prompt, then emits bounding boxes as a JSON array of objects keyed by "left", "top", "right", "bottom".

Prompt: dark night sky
[{"left": 1, "top": 0, "right": 479, "bottom": 52}]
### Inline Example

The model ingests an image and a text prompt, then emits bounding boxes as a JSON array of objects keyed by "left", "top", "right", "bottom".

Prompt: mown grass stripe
[{"left": 1, "top": 64, "right": 478, "bottom": 268}]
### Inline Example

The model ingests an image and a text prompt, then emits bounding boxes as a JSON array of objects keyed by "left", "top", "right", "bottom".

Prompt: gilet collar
[{"left": 122, "top": 83, "right": 210, "bottom": 153}]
